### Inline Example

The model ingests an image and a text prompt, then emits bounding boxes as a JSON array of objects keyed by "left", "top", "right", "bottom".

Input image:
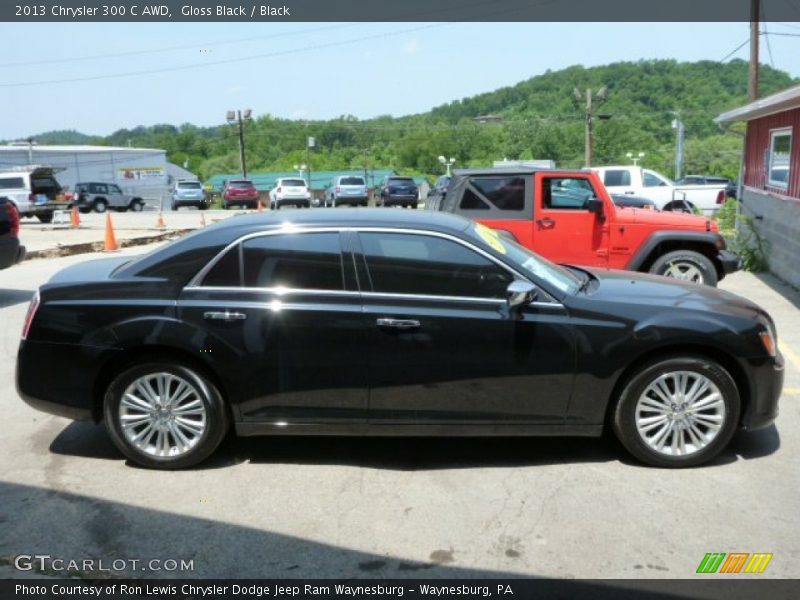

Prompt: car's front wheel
[
  {"left": 612, "top": 356, "right": 740, "bottom": 468},
  {"left": 649, "top": 250, "right": 718, "bottom": 286},
  {"left": 104, "top": 362, "right": 229, "bottom": 469}
]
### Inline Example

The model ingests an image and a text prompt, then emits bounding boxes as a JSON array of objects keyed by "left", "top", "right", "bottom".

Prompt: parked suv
[
  {"left": 426, "top": 175, "right": 451, "bottom": 209},
  {"left": 325, "top": 176, "right": 368, "bottom": 207},
  {"left": 222, "top": 180, "right": 259, "bottom": 209},
  {"left": 379, "top": 176, "right": 419, "bottom": 208},
  {"left": 431, "top": 167, "right": 741, "bottom": 287},
  {"left": 171, "top": 180, "right": 209, "bottom": 210},
  {"left": 0, "top": 166, "right": 70, "bottom": 223},
  {"left": 74, "top": 182, "right": 145, "bottom": 213},
  {"left": 269, "top": 178, "right": 311, "bottom": 209}
]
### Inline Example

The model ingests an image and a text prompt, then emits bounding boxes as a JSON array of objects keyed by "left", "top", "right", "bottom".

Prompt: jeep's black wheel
[
  {"left": 649, "top": 250, "right": 718, "bottom": 286},
  {"left": 93, "top": 199, "right": 108, "bottom": 213},
  {"left": 36, "top": 212, "right": 53, "bottom": 224},
  {"left": 612, "top": 356, "right": 739, "bottom": 468},
  {"left": 104, "top": 362, "right": 229, "bottom": 469}
]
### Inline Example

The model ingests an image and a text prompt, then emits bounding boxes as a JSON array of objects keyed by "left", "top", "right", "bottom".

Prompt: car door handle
[
  {"left": 536, "top": 218, "right": 555, "bottom": 229},
  {"left": 376, "top": 318, "right": 420, "bottom": 330},
  {"left": 204, "top": 311, "right": 247, "bottom": 322},
  {"left": 624, "top": 191, "right": 635, "bottom": 195}
]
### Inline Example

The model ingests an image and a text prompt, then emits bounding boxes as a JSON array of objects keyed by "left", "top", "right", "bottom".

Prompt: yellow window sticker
[{"left": 474, "top": 223, "right": 507, "bottom": 254}]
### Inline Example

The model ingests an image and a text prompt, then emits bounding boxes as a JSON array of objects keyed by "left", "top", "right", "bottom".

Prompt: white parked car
[
  {"left": 592, "top": 166, "right": 727, "bottom": 215},
  {"left": 268, "top": 178, "right": 311, "bottom": 209}
]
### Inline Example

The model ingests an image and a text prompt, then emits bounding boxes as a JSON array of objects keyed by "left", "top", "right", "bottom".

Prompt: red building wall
[{"left": 743, "top": 107, "right": 800, "bottom": 200}]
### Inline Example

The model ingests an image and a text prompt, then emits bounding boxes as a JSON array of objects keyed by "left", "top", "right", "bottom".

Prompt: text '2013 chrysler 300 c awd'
[{"left": 17, "top": 210, "right": 783, "bottom": 469}]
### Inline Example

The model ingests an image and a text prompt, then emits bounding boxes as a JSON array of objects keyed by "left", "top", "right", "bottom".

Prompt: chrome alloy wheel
[
  {"left": 118, "top": 372, "right": 207, "bottom": 458},
  {"left": 663, "top": 261, "right": 703, "bottom": 283},
  {"left": 635, "top": 370, "right": 725, "bottom": 457}
]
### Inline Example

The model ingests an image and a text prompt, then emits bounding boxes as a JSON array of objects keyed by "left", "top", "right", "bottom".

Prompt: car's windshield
[
  {"left": 178, "top": 181, "right": 202, "bottom": 189},
  {"left": 282, "top": 179, "right": 307, "bottom": 187},
  {"left": 469, "top": 224, "right": 581, "bottom": 295}
]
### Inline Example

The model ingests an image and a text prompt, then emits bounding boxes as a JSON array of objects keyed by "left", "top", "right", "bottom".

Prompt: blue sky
[{"left": 1, "top": 21, "right": 799, "bottom": 139}]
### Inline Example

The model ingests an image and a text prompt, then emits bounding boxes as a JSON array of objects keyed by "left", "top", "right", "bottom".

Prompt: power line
[
  {"left": 719, "top": 37, "right": 751, "bottom": 62},
  {"left": 0, "top": 23, "right": 361, "bottom": 68}
]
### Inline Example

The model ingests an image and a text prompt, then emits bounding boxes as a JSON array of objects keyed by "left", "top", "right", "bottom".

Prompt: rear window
[
  {"left": 388, "top": 178, "right": 414, "bottom": 185},
  {"left": 229, "top": 181, "right": 254, "bottom": 189},
  {"left": 603, "top": 170, "right": 631, "bottom": 187},
  {"left": 0, "top": 177, "right": 25, "bottom": 190},
  {"left": 339, "top": 177, "right": 364, "bottom": 185},
  {"left": 178, "top": 181, "right": 202, "bottom": 189},
  {"left": 281, "top": 179, "right": 307, "bottom": 187}
]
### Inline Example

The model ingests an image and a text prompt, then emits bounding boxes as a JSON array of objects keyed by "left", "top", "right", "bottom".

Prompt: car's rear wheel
[
  {"left": 612, "top": 356, "right": 740, "bottom": 468},
  {"left": 93, "top": 199, "right": 108, "bottom": 213},
  {"left": 36, "top": 212, "right": 53, "bottom": 223},
  {"left": 130, "top": 199, "right": 144, "bottom": 212},
  {"left": 649, "top": 250, "right": 718, "bottom": 286},
  {"left": 104, "top": 362, "right": 229, "bottom": 469}
]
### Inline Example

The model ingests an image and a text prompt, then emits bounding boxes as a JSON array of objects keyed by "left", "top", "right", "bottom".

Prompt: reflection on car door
[
  {"left": 353, "top": 230, "right": 574, "bottom": 426},
  {"left": 177, "top": 231, "right": 368, "bottom": 424}
]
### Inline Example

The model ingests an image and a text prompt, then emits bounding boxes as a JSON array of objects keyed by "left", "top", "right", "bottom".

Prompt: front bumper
[
  {"left": 740, "top": 351, "right": 784, "bottom": 431},
  {"left": 719, "top": 249, "right": 743, "bottom": 275}
]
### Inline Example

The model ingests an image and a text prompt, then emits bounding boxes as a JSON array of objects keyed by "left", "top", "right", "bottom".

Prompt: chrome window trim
[
  {"left": 185, "top": 286, "right": 361, "bottom": 297},
  {"left": 185, "top": 224, "right": 564, "bottom": 307}
]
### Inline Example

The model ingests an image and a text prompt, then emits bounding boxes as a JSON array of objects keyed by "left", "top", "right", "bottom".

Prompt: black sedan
[{"left": 17, "top": 210, "right": 783, "bottom": 469}]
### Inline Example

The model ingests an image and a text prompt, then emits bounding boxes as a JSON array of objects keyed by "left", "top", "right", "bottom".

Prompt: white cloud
[{"left": 291, "top": 109, "right": 309, "bottom": 118}]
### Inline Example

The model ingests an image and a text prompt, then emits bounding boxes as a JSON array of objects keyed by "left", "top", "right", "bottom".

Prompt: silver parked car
[
  {"left": 75, "top": 182, "right": 145, "bottom": 213},
  {"left": 325, "top": 175, "right": 369, "bottom": 207}
]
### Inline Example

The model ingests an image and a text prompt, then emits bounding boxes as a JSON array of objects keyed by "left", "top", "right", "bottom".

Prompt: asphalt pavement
[{"left": 0, "top": 247, "right": 797, "bottom": 580}]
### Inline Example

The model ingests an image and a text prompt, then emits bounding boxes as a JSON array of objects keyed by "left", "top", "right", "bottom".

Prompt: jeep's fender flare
[{"left": 626, "top": 230, "right": 723, "bottom": 271}]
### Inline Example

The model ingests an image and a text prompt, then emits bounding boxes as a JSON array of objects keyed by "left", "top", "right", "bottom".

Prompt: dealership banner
[
  {"left": 118, "top": 167, "right": 166, "bottom": 181},
  {"left": 3, "top": 579, "right": 800, "bottom": 600},
  {"left": 4, "top": 0, "right": 800, "bottom": 22}
]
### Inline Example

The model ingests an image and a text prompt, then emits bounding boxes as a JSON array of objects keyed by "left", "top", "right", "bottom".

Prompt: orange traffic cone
[
  {"left": 103, "top": 213, "right": 119, "bottom": 252},
  {"left": 155, "top": 212, "right": 166, "bottom": 229},
  {"left": 199, "top": 211, "right": 206, "bottom": 227},
  {"left": 70, "top": 205, "right": 80, "bottom": 229},
  {"left": 257, "top": 199, "right": 263, "bottom": 212}
]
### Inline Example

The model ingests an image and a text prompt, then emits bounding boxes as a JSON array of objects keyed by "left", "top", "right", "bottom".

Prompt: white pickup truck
[{"left": 592, "top": 166, "right": 727, "bottom": 215}]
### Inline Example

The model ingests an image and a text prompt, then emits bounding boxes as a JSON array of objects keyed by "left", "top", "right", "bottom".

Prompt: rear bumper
[
  {"left": 16, "top": 340, "right": 116, "bottom": 423},
  {"left": 333, "top": 196, "right": 368, "bottom": 204},
  {"left": 275, "top": 198, "right": 310, "bottom": 207},
  {"left": 719, "top": 249, "right": 743, "bottom": 275},
  {"left": 740, "top": 351, "right": 784, "bottom": 431},
  {"left": 383, "top": 195, "right": 418, "bottom": 206}
]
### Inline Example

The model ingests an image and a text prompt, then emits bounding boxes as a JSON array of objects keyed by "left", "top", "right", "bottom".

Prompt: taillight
[
  {"left": 28, "top": 193, "right": 36, "bottom": 202},
  {"left": 716, "top": 190, "right": 725, "bottom": 204},
  {"left": 276, "top": 187, "right": 282, "bottom": 193},
  {"left": 21, "top": 291, "right": 40, "bottom": 340},
  {"left": 6, "top": 202, "right": 19, "bottom": 237},
  {"left": 336, "top": 187, "right": 341, "bottom": 193}
]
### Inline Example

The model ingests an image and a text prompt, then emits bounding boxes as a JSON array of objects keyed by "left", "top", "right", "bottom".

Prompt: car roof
[
  {"left": 453, "top": 166, "right": 574, "bottom": 176},
  {"left": 211, "top": 208, "right": 472, "bottom": 233}
]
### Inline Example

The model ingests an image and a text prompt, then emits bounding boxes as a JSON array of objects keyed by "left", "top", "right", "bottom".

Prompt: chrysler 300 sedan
[{"left": 17, "top": 210, "right": 783, "bottom": 469}]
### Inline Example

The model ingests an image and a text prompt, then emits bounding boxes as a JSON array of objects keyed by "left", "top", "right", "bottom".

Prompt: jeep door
[{"left": 533, "top": 173, "right": 610, "bottom": 268}]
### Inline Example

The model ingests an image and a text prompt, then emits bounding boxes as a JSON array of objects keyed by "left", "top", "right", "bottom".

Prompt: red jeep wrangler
[{"left": 429, "top": 167, "right": 741, "bottom": 286}]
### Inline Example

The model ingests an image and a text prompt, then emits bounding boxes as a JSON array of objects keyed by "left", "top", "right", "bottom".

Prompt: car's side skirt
[{"left": 235, "top": 423, "right": 603, "bottom": 437}]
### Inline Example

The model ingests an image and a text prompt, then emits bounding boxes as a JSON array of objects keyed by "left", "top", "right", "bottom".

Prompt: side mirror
[
  {"left": 507, "top": 280, "right": 538, "bottom": 308},
  {"left": 586, "top": 197, "right": 604, "bottom": 215}
]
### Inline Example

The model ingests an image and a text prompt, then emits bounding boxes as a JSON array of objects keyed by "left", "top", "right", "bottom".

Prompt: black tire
[
  {"left": 130, "top": 199, "right": 144, "bottom": 212},
  {"left": 612, "top": 355, "right": 740, "bottom": 468},
  {"left": 649, "top": 250, "right": 718, "bottom": 286},
  {"left": 36, "top": 212, "right": 53, "bottom": 224},
  {"left": 93, "top": 199, "right": 108, "bottom": 213},
  {"left": 104, "top": 362, "right": 229, "bottom": 470},
  {"left": 199, "top": 204, "right": 208, "bottom": 211}
]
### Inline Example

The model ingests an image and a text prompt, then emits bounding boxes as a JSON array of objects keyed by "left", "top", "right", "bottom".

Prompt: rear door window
[
  {"left": 457, "top": 176, "right": 529, "bottom": 218},
  {"left": 0, "top": 177, "right": 25, "bottom": 190},
  {"left": 602, "top": 170, "right": 631, "bottom": 187},
  {"left": 242, "top": 233, "right": 343, "bottom": 290}
]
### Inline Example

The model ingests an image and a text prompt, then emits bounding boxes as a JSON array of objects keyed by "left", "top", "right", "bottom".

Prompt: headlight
[{"left": 758, "top": 318, "right": 777, "bottom": 357}]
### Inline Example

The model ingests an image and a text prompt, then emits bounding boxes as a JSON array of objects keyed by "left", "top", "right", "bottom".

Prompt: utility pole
[
  {"left": 226, "top": 109, "right": 252, "bottom": 178},
  {"left": 574, "top": 87, "right": 607, "bottom": 167},
  {"left": 672, "top": 114, "right": 685, "bottom": 180},
  {"left": 749, "top": 0, "right": 760, "bottom": 102}
]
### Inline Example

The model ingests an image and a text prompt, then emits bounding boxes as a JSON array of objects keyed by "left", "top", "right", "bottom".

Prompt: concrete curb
[{"left": 25, "top": 229, "right": 192, "bottom": 260}]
